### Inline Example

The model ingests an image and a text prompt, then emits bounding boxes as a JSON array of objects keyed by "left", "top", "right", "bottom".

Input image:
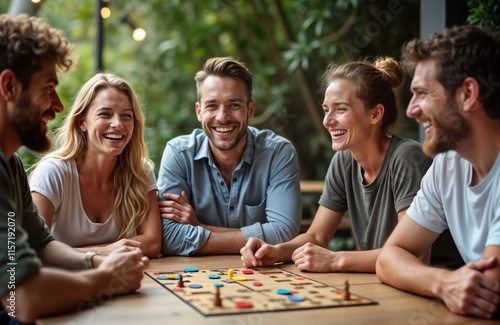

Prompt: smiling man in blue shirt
[{"left": 157, "top": 57, "right": 302, "bottom": 256}]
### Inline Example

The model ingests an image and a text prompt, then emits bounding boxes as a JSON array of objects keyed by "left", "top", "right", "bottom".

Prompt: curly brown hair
[
  {"left": 401, "top": 25, "right": 500, "bottom": 120},
  {"left": 0, "top": 14, "right": 75, "bottom": 89}
]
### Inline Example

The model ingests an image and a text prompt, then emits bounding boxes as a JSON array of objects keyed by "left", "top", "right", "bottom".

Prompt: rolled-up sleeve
[
  {"left": 160, "top": 219, "right": 211, "bottom": 256},
  {"left": 241, "top": 142, "right": 301, "bottom": 244},
  {"left": 157, "top": 141, "right": 212, "bottom": 256}
]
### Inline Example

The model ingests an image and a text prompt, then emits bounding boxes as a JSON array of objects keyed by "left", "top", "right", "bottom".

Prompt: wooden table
[{"left": 37, "top": 255, "right": 497, "bottom": 325}]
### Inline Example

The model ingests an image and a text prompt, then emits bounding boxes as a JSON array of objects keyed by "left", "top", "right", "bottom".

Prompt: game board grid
[{"left": 146, "top": 267, "right": 378, "bottom": 316}]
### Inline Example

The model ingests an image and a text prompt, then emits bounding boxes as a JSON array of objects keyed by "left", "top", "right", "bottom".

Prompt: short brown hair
[{"left": 194, "top": 57, "right": 252, "bottom": 103}]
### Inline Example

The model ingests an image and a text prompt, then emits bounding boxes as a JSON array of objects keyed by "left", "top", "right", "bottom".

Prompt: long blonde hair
[{"left": 31, "top": 73, "right": 153, "bottom": 239}]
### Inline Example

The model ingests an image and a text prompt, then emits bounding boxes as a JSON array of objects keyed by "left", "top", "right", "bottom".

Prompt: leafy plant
[{"left": 468, "top": 0, "right": 500, "bottom": 31}]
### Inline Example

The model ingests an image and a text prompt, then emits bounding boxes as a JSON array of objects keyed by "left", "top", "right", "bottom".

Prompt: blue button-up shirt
[{"left": 158, "top": 126, "right": 302, "bottom": 256}]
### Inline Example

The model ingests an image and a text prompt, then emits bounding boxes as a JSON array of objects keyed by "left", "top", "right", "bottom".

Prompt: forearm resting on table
[
  {"left": 377, "top": 245, "right": 445, "bottom": 298},
  {"left": 338, "top": 249, "right": 381, "bottom": 273},
  {"left": 1, "top": 267, "right": 113, "bottom": 323},
  {"left": 196, "top": 230, "right": 247, "bottom": 255}
]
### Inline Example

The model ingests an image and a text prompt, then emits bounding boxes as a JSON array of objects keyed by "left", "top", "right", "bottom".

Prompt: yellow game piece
[
  {"left": 167, "top": 274, "right": 177, "bottom": 279},
  {"left": 231, "top": 276, "right": 247, "bottom": 281},
  {"left": 227, "top": 269, "right": 234, "bottom": 278}
]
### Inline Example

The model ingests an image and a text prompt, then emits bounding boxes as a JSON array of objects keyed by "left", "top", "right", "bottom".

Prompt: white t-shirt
[
  {"left": 407, "top": 151, "right": 500, "bottom": 263},
  {"left": 29, "top": 158, "right": 157, "bottom": 247}
]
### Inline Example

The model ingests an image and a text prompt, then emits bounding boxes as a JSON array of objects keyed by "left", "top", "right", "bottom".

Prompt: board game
[{"left": 146, "top": 266, "right": 377, "bottom": 316}]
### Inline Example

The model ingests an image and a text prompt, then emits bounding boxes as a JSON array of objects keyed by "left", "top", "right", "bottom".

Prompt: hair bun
[{"left": 375, "top": 56, "right": 404, "bottom": 88}]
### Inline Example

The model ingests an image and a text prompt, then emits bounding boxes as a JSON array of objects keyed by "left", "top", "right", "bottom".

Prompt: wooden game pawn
[
  {"left": 342, "top": 280, "right": 350, "bottom": 301},
  {"left": 177, "top": 274, "right": 184, "bottom": 288},
  {"left": 213, "top": 286, "right": 222, "bottom": 307}
]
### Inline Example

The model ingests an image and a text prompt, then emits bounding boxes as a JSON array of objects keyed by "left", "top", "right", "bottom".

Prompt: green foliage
[
  {"left": 10, "top": 0, "right": 421, "bottom": 180},
  {"left": 468, "top": 0, "right": 500, "bottom": 31}
]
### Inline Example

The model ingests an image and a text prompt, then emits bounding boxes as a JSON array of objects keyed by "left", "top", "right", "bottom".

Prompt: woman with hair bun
[{"left": 241, "top": 57, "right": 462, "bottom": 272}]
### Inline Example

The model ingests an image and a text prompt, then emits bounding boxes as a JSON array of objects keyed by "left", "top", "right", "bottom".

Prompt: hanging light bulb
[
  {"left": 101, "top": 6, "right": 111, "bottom": 19},
  {"left": 132, "top": 28, "right": 147, "bottom": 42}
]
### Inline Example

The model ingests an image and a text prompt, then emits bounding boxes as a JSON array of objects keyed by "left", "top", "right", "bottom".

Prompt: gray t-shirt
[{"left": 319, "top": 136, "right": 432, "bottom": 250}]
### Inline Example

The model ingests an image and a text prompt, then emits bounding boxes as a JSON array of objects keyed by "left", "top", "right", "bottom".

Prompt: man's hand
[
  {"left": 160, "top": 191, "right": 201, "bottom": 226},
  {"left": 439, "top": 256, "right": 499, "bottom": 319},
  {"left": 240, "top": 237, "right": 280, "bottom": 267},
  {"left": 292, "top": 242, "right": 340, "bottom": 272},
  {"left": 96, "top": 239, "right": 146, "bottom": 256},
  {"left": 98, "top": 246, "right": 149, "bottom": 295}
]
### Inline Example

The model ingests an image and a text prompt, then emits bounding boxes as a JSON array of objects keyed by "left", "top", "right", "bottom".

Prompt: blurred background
[{"left": 3, "top": 0, "right": 499, "bottom": 246}]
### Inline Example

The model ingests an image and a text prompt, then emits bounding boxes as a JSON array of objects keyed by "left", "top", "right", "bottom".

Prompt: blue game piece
[
  {"left": 208, "top": 274, "right": 221, "bottom": 279},
  {"left": 189, "top": 284, "right": 203, "bottom": 289},
  {"left": 156, "top": 275, "right": 168, "bottom": 280},
  {"left": 276, "top": 289, "right": 291, "bottom": 295},
  {"left": 214, "top": 283, "right": 224, "bottom": 287},
  {"left": 184, "top": 267, "right": 199, "bottom": 273},
  {"left": 288, "top": 295, "right": 305, "bottom": 302}
]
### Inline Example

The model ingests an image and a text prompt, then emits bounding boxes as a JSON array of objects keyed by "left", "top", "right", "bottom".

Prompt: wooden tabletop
[{"left": 37, "top": 255, "right": 496, "bottom": 325}]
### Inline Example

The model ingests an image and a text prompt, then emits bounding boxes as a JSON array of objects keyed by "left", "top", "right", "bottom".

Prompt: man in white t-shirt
[{"left": 376, "top": 25, "right": 500, "bottom": 319}]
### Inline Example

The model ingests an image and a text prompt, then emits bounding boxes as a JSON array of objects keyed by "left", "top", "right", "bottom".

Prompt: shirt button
[
  {"left": 230, "top": 206, "right": 234, "bottom": 211},
  {"left": 232, "top": 178, "right": 237, "bottom": 182},
  {"left": 220, "top": 181, "right": 224, "bottom": 186}
]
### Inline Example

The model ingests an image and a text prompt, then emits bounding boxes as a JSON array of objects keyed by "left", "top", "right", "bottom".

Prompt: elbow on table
[
  {"left": 145, "top": 241, "right": 162, "bottom": 258},
  {"left": 375, "top": 248, "right": 391, "bottom": 284},
  {"left": 7, "top": 289, "right": 43, "bottom": 324}
]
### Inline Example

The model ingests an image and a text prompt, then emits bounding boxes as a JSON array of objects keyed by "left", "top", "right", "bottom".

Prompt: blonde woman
[{"left": 29, "top": 73, "right": 161, "bottom": 258}]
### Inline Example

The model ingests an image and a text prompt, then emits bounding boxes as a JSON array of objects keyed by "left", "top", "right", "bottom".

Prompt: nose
[
  {"left": 51, "top": 91, "right": 64, "bottom": 113},
  {"left": 323, "top": 110, "right": 336, "bottom": 129},
  {"left": 110, "top": 114, "right": 123, "bottom": 128},
  {"left": 216, "top": 106, "right": 230, "bottom": 122},
  {"left": 406, "top": 96, "right": 421, "bottom": 119}
]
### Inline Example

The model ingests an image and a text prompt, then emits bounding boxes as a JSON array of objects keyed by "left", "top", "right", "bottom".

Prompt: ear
[
  {"left": 370, "top": 104, "right": 385, "bottom": 125},
  {"left": 77, "top": 118, "right": 86, "bottom": 132},
  {"left": 248, "top": 99, "right": 256, "bottom": 118},
  {"left": 0, "top": 70, "right": 19, "bottom": 102},
  {"left": 195, "top": 102, "right": 202, "bottom": 122},
  {"left": 458, "top": 77, "right": 480, "bottom": 113}
]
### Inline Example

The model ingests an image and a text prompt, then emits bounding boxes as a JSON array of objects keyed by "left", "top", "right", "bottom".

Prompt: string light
[
  {"left": 100, "top": 6, "right": 111, "bottom": 19},
  {"left": 132, "top": 28, "right": 146, "bottom": 42}
]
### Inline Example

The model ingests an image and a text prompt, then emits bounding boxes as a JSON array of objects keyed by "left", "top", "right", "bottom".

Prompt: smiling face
[
  {"left": 79, "top": 87, "right": 134, "bottom": 157},
  {"left": 407, "top": 59, "right": 470, "bottom": 155},
  {"left": 322, "top": 79, "right": 374, "bottom": 152},
  {"left": 196, "top": 75, "right": 255, "bottom": 153},
  {"left": 10, "top": 58, "right": 63, "bottom": 152}
]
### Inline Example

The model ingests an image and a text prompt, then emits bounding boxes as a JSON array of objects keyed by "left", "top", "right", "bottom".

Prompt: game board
[{"left": 146, "top": 267, "right": 377, "bottom": 316}]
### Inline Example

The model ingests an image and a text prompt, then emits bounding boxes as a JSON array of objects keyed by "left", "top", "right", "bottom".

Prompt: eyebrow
[
  {"left": 323, "top": 101, "right": 351, "bottom": 107},
  {"left": 96, "top": 107, "right": 134, "bottom": 112},
  {"left": 42, "top": 76, "right": 59, "bottom": 86}
]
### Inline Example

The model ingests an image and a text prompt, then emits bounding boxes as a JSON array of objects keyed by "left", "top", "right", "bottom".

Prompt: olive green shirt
[{"left": 0, "top": 149, "right": 53, "bottom": 296}]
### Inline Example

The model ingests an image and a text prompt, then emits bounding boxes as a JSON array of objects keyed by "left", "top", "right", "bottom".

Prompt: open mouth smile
[{"left": 103, "top": 133, "right": 125, "bottom": 140}]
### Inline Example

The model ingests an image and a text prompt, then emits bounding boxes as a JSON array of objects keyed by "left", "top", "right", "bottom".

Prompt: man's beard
[
  {"left": 10, "top": 91, "right": 53, "bottom": 153},
  {"left": 203, "top": 120, "right": 247, "bottom": 152},
  {"left": 422, "top": 98, "right": 470, "bottom": 155}
]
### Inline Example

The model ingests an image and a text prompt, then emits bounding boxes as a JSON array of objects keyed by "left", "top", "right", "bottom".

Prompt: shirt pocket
[{"left": 244, "top": 199, "right": 266, "bottom": 222}]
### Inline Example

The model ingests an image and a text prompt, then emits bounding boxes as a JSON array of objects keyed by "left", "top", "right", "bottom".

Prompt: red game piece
[{"left": 235, "top": 301, "right": 253, "bottom": 309}]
